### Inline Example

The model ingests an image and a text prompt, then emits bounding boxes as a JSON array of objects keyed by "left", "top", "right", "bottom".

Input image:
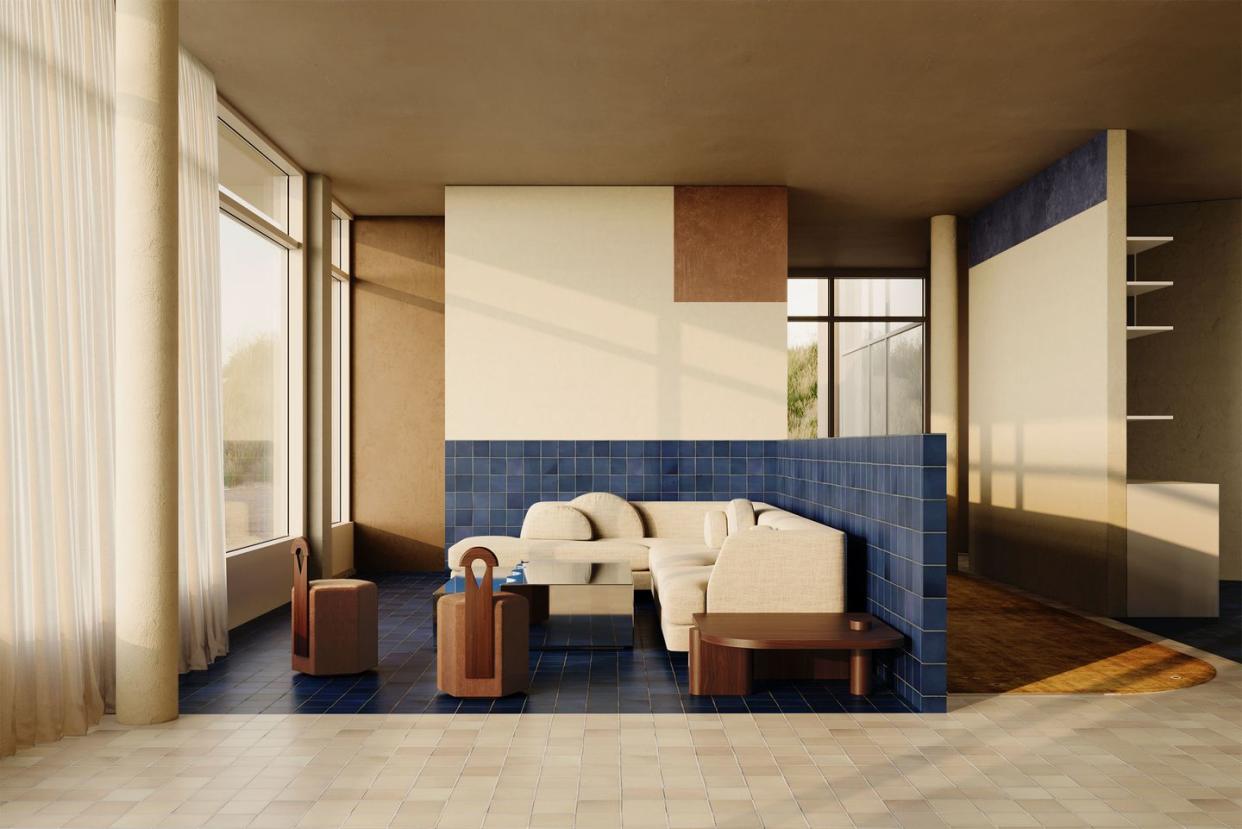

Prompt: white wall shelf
[
  {"left": 1126, "top": 414, "right": 1174, "bottom": 421},
  {"left": 1126, "top": 280, "right": 1173, "bottom": 297},
  {"left": 1126, "top": 325, "right": 1173, "bottom": 340},
  {"left": 1126, "top": 236, "right": 1174, "bottom": 255}
]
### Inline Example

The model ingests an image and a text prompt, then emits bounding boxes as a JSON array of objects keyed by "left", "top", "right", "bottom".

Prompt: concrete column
[
  {"left": 114, "top": 0, "right": 179, "bottom": 724},
  {"left": 307, "top": 176, "right": 333, "bottom": 578},
  {"left": 929, "top": 215, "right": 961, "bottom": 567}
]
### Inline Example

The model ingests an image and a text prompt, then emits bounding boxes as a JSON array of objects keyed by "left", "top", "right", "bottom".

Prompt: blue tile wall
[
  {"left": 444, "top": 436, "right": 948, "bottom": 712},
  {"left": 763, "top": 436, "right": 948, "bottom": 713},
  {"left": 444, "top": 440, "right": 767, "bottom": 545},
  {"left": 968, "top": 130, "right": 1107, "bottom": 268}
]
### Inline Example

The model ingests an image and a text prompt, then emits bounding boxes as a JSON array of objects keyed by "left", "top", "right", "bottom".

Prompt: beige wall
[
  {"left": 226, "top": 523, "right": 354, "bottom": 629},
  {"left": 445, "top": 187, "right": 787, "bottom": 439},
  {"left": 352, "top": 218, "right": 446, "bottom": 571},
  {"left": 968, "top": 200, "right": 1128, "bottom": 614},
  {"left": 1128, "top": 200, "right": 1241, "bottom": 579},
  {"left": 226, "top": 540, "right": 289, "bottom": 629}
]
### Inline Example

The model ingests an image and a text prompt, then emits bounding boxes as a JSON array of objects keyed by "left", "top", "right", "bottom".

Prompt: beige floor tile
[{"left": 1, "top": 649, "right": 1238, "bottom": 829}]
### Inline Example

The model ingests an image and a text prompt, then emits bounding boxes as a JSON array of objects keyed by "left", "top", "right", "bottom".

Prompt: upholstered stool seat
[
  {"left": 291, "top": 540, "right": 378, "bottom": 676},
  {"left": 437, "top": 547, "right": 529, "bottom": 698}
]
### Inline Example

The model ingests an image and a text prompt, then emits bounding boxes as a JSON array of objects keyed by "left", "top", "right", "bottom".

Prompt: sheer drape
[
  {"left": 0, "top": 0, "right": 117, "bottom": 757},
  {"left": 0, "top": 5, "right": 230, "bottom": 754},
  {"left": 178, "top": 50, "right": 229, "bottom": 672}
]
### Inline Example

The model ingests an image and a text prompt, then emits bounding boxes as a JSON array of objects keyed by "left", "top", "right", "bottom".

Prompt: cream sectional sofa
[{"left": 447, "top": 492, "right": 846, "bottom": 651}]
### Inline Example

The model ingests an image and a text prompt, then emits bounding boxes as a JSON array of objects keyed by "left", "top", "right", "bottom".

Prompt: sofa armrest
[{"left": 706, "top": 529, "right": 846, "bottom": 613}]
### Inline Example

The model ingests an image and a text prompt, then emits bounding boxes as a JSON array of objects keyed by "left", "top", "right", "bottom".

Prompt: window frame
[
  {"left": 329, "top": 201, "right": 352, "bottom": 526},
  {"left": 218, "top": 97, "right": 307, "bottom": 557},
  {"left": 787, "top": 268, "right": 930, "bottom": 437}
]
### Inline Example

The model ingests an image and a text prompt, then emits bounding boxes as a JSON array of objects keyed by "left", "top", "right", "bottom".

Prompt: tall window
[
  {"left": 218, "top": 106, "right": 305, "bottom": 552},
  {"left": 787, "top": 273, "right": 927, "bottom": 438},
  {"left": 330, "top": 205, "right": 352, "bottom": 525}
]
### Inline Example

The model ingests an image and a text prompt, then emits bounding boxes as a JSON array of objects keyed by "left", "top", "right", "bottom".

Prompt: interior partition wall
[
  {"left": 444, "top": 437, "right": 948, "bottom": 712},
  {"left": 442, "top": 186, "right": 947, "bottom": 712},
  {"left": 967, "top": 130, "right": 1129, "bottom": 615}
]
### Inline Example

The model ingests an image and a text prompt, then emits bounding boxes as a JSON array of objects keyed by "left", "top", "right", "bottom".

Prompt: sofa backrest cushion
[
  {"left": 726, "top": 498, "right": 756, "bottom": 535},
  {"left": 756, "top": 507, "right": 831, "bottom": 533},
  {"left": 633, "top": 501, "right": 718, "bottom": 538},
  {"left": 569, "top": 492, "right": 644, "bottom": 538},
  {"left": 703, "top": 511, "right": 728, "bottom": 548},
  {"left": 520, "top": 503, "right": 593, "bottom": 541}
]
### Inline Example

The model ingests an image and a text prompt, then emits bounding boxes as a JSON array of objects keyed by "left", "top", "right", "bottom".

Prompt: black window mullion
[{"left": 786, "top": 274, "right": 928, "bottom": 440}]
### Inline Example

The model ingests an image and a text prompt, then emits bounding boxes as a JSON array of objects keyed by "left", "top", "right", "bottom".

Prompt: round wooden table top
[{"left": 691, "top": 612, "right": 904, "bottom": 651}]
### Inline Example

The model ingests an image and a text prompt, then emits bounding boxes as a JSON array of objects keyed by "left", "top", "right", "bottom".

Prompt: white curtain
[
  {"left": 0, "top": 2, "right": 230, "bottom": 754},
  {"left": 177, "top": 50, "right": 229, "bottom": 672},
  {"left": 0, "top": 0, "right": 117, "bottom": 757}
]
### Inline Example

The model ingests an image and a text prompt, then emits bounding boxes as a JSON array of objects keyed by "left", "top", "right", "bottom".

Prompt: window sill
[{"left": 225, "top": 536, "right": 293, "bottom": 560}]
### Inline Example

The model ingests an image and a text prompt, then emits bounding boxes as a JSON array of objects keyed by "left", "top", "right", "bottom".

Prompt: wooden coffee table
[{"left": 689, "top": 612, "right": 903, "bottom": 696}]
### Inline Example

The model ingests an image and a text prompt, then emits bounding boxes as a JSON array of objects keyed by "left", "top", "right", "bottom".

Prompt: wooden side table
[{"left": 689, "top": 612, "right": 904, "bottom": 696}]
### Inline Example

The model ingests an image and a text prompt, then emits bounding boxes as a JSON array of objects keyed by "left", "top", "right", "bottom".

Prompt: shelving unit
[
  {"left": 1126, "top": 325, "right": 1173, "bottom": 340},
  {"left": 1125, "top": 280, "right": 1173, "bottom": 297},
  {"left": 1126, "top": 236, "right": 1174, "bottom": 343},
  {"left": 1126, "top": 236, "right": 1173, "bottom": 255},
  {"left": 1122, "top": 234, "right": 1217, "bottom": 618}
]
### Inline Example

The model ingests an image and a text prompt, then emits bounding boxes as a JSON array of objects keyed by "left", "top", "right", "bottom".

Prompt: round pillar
[
  {"left": 114, "top": 0, "right": 180, "bottom": 724},
  {"left": 929, "top": 215, "right": 960, "bottom": 564}
]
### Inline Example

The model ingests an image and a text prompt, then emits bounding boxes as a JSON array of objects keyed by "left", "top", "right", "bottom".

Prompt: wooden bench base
[{"left": 688, "top": 613, "right": 902, "bottom": 697}]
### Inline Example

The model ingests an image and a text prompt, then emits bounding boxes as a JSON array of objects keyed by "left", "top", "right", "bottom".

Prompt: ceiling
[{"left": 181, "top": 0, "right": 1241, "bottom": 267}]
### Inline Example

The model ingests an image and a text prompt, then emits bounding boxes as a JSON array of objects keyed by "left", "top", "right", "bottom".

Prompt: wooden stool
[
  {"left": 437, "top": 547, "right": 529, "bottom": 698},
  {"left": 291, "top": 538, "right": 379, "bottom": 675}
]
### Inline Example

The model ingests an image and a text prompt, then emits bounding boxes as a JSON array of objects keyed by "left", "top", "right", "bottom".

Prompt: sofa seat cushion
[
  {"left": 647, "top": 540, "right": 718, "bottom": 592},
  {"left": 656, "top": 566, "right": 713, "bottom": 626},
  {"left": 537, "top": 539, "right": 650, "bottom": 571},
  {"left": 447, "top": 536, "right": 650, "bottom": 572}
]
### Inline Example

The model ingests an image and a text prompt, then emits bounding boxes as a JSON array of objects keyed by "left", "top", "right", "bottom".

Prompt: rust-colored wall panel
[
  {"left": 673, "top": 186, "right": 788, "bottom": 302},
  {"left": 352, "top": 217, "right": 446, "bottom": 571}
]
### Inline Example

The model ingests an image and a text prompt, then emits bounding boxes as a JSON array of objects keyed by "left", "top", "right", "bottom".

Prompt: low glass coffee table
[{"left": 434, "top": 559, "right": 634, "bottom": 649}]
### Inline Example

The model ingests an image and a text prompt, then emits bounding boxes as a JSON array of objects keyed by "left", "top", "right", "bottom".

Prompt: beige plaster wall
[
  {"left": 444, "top": 186, "right": 787, "bottom": 439},
  {"left": 224, "top": 523, "right": 354, "bottom": 629},
  {"left": 1127, "top": 199, "right": 1241, "bottom": 580},
  {"left": 351, "top": 218, "right": 446, "bottom": 571},
  {"left": 968, "top": 201, "right": 1127, "bottom": 614}
]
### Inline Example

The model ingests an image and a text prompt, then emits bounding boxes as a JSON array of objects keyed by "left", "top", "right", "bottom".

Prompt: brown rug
[{"left": 949, "top": 573, "right": 1216, "bottom": 694}]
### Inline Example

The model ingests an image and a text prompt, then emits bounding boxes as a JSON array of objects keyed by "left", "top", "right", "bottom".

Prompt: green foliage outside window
[{"left": 787, "top": 342, "right": 818, "bottom": 438}]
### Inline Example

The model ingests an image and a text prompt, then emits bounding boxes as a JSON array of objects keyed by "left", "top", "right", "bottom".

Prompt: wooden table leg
[
  {"left": 690, "top": 627, "right": 752, "bottom": 695},
  {"left": 849, "top": 649, "right": 871, "bottom": 696}
]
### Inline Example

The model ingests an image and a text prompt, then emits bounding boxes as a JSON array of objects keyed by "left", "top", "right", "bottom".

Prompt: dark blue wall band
[
  {"left": 444, "top": 436, "right": 948, "bottom": 713},
  {"left": 968, "top": 131, "right": 1108, "bottom": 268}
]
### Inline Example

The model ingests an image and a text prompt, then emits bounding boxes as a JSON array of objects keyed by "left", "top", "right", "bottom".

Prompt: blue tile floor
[
  {"left": 180, "top": 572, "right": 912, "bottom": 715},
  {"left": 1120, "top": 581, "right": 1241, "bottom": 664}
]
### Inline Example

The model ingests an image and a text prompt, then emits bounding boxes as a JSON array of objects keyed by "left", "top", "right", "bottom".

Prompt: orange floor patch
[{"left": 949, "top": 573, "right": 1216, "bottom": 694}]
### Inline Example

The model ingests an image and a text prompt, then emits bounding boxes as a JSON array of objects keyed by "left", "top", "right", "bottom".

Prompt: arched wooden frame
[
  {"left": 460, "top": 547, "right": 499, "bottom": 679},
  {"left": 291, "top": 538, "right": 311, "bottom": 659}
]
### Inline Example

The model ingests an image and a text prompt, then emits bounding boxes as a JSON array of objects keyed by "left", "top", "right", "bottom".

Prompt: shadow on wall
[
  {"left": 446, "top": 291, "right": 780, "bottom": 408},
  {"left": 969, "top": 417, "right": 1129, "bottom": 615},
  {"left": 444, "top": 188, "right": 787, "bottom": 440},
  {"left": 969, "top": 498, "right": 1219, "bottom": 621},
  {"left": 352, "top": 217, "right": 447, "bottom": 572},
  {"left": 355, "top": 524, "right": 446, "bottom": 574}
]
